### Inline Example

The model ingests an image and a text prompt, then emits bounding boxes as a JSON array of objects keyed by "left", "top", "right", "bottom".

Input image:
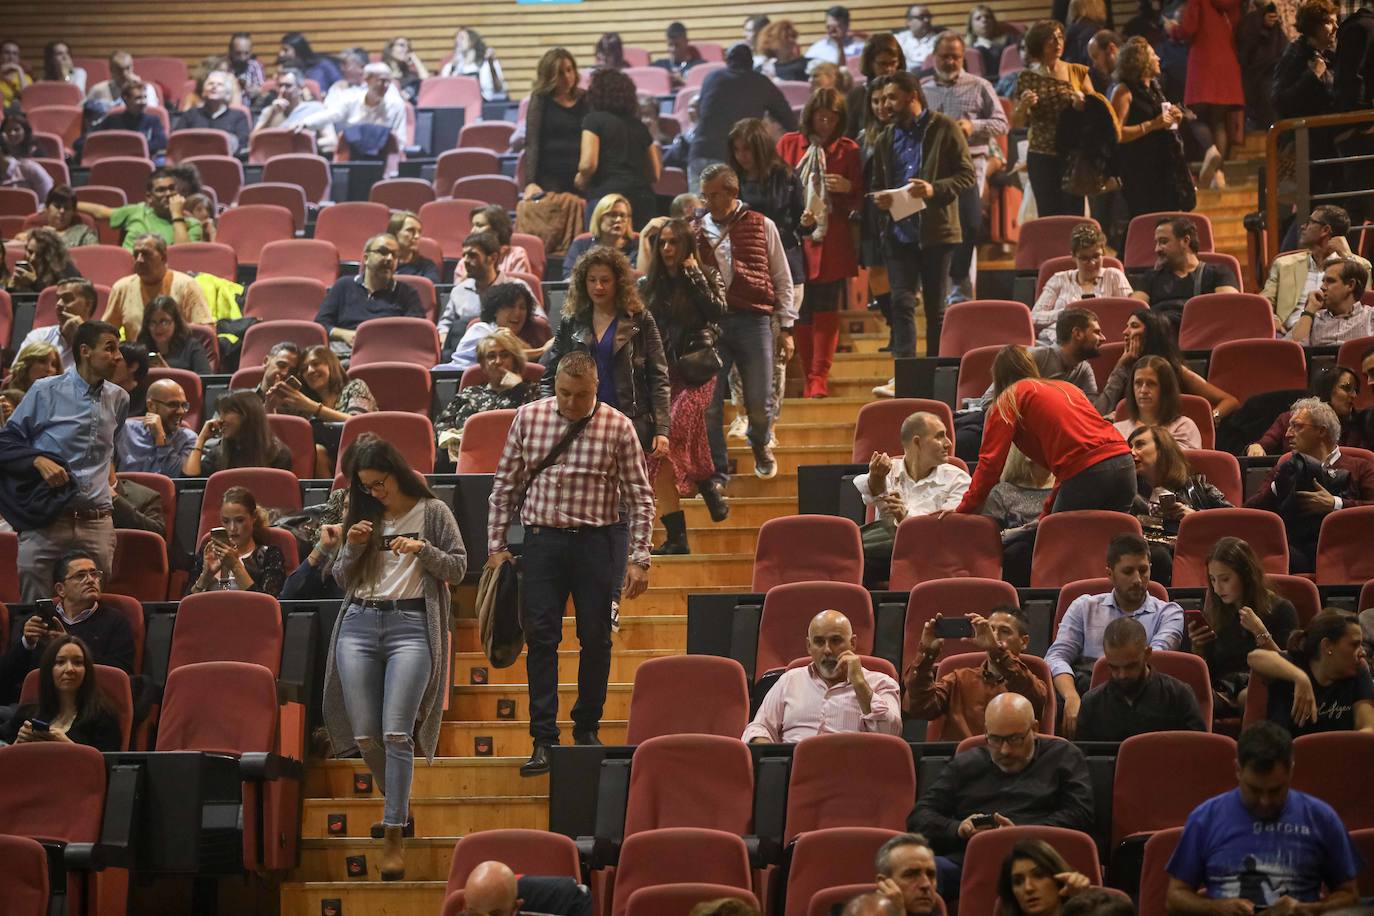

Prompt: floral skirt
[{"left": 647, "top": 376, "right": 717, "bottom": 497}]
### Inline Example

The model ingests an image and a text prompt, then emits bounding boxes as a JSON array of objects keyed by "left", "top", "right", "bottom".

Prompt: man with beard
[
  {"left": 77, "top": 167, "right": 202, "bottom": 248},
  {"left": 1073, "top": 617, "right": 1204, "bottom": 740},
  {"left": 742, "top": 610, "right": 902, "bottom": 743},
  {"left": 1045, "top": 533, "right": 1184, "bottom": 739},
  {"left": 1130, "top": 217, "right": 1239, "bottom": 322},
  {"left": 117, "top": 377, "right": 197, "bottom": 477}
]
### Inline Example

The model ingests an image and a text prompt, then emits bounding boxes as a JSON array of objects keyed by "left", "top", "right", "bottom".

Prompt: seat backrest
[
  {"left": 1111, "top": 731, "right": 1235, "bottom": 844},
  {"left": 0, "top": 833, "right": 49, "bottom": 916},
  {"left": 259, "top": 152, "right": 332, "bottom": 204},
  {"left": 1316, "top": 506, "right": 1374, "bottom": 584},
  {"left": 337, "top": 412, "right": 436, "bottom": 474},
  {"left": 257, "top": 238, "right": 339, "bottom": 286},
  {"left": 626, "top": 656, "right": 750, "bottom": 744},
  {"left": 1052, "top": 577, "right": 1170, "bottom": 639},
  {"left": 1292, "top": 731, "right": 1374, "bottom": 828},
  {"left": 166, "top": 241, "right": 237, "bottom": 279},
  {"left": 1015, "top": 216, "right": 1099, "bottom": 270},
  {"left": 418, "top": 198, "right": 482, "bottom": 260},
  {"left": 369, "top": 177, "right": 436, "bottom": 212},
  {"left": 938, "top": 300, "right": 1035, "bottom": 358},
  {"left": 247, "top": 127, "right": 316, "bottom": 165},
  {"left": 752, "top": 516, "right": 863, "bottom": 591},
  {"left": 1177, "top": 395, "right": 1217, "bottom": 449},
  {"left": 611, "top": 828, "right": 752, "bottom": 916},
  {"left": 890, "top": 514, "right": 1003, "bottom": 590},
  {"left": 314, "top": 202, "right": 391, "bottom": 261},
  {"left": 146, "top": 366, "right": 203, "bottom": 426},
  {"left": 87, "top": 155, "right": 154, "bottom": 203},
  {"left": 242, "top": 276, "right": 329, "bottom": 321},
  {"left": 69, "top": 244, "right": 133, "bottom": 286},
  {"left": 434, "top": 148, "right": 502, "bottom": 195},
  {"left": 199, "top": 467, "right": 302, "bottom": 543},
  {"left": 97, "top": 593, "right": 147, "bottom": 675},
  {"left": 239, "top": 319, "right": 328, "bottom": 368},
  {"left": 1178, "top": 293, "right": 1276, "bottom": 350},
  {"left": 267, "top": 413, "right": 317, "bottom": 480},
  {"left": 348, "top": 361, "right": 433, "bottom": 414},
  {"left": 416, "top": 75, "right": 483, "bottom": 110},
  {"left": 156, "top": 660, "right": 278, "bottom": 755},
  {"left": 851, "top": 398, "right": 954, "bottom": 462},
  {"left": 169, "top": 590, "right": 284, "bottom": 676},
  {"left": 1089, "top": 650, "right": 1214, "bottom": 725},
  {"left": 903, "top": 577, "right": 1020, "bottom": 666},
  {"left": 396, "top": 274, "right": 438, "bottom": 321},
  {"left": 350, "top": 315, "right": 441, "bottom": 367},
  {"left": 181, "top": 154, "right": 244, "bottom": 205},
  {"left": 26, "top": 105, "right": 84, "bottom": 150},
  {"left": 1138, "top": 826, "right": 1184, "bottom": 916},
  {"left": 1171, "top": 508, "right": 1288, "bottom": 588},
  {"left": 0, "top": 532, "right": 16, "bottom": 603},
  {"left": 167, "top": 128, "right": 232, "bottom": 162},
  {"left": 784, "top": 733, "right": 915, "bottom": 842},
  {"left": 511, "top": 232, "right": 547, "bottom": 280},
  {"left": 625, "top": 884, "right": 760, "bottom": 916},
  {"left": 447, "top": 829, "right": 580, "bottom": 893},
  {"left": 456, "top": 408, "right": 517, "bottom": 473},
  {"left": 758, "top": 581, "right": 873, "bottom": 674},
  {"left": 20, "top": 663, "right": 134, "bottom": 751},
  {"left": 925, "top": 652, "right": 1057, "bottom": 738},
  {"left": 0, "top": 742, "right": 106, "bottom": 841},
  {"left": 216, "top": 204, "right": 296, "bottom": 266},
  {"left": 108, "top": 528, "right": 169, "bottom": 601},
  {"left": 457, "top": 121, "right": 517, "bottom": 153},
  {"left": 784, "top": 827, "right": 902, "bottom": 916},
  {"left": 1123, "top": 212, "right": 1215, "bottom": 268},
  {"left": 1270, "top": 573, "right": 1322, "bottom": 627},
  {"left": 961, "top": 826, "right": 1101, "bottom": 914},
  {"left": 0, "top": 186, "right": 40, "bottom": 217},
  {"left": 1336, "top": 334, "right": 1374, "bottom": 409},
  {"left": 1207, "top": 339, "right": 1308, "bottom": 406},
  {"left": 623, "top": 734, "right": 754, "bottom": 837},
  {"left": 237, "top": 182, "right": 309, "bottom": 232},
  {"left": 1030, "top": 511, "right": 1143, "bottom": 588},
  {"left": 956, "top": 344, "right": 1002, "bottom": 404}
]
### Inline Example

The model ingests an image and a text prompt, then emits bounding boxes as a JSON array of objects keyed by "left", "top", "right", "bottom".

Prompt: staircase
[{"left": 277, "top": 311, "right": 892, "bottom": 916}]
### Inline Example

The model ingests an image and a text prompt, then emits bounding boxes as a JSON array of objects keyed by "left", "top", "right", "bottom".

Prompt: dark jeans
[
  {"left": 1027, "top": 151, "right": 1085, "bottom": 218},
  {"left": 1051, "top": 453, "right": 1137, "bottom": 513},
  {"left": 885, "top": 238, "right": 954, "bottom": 358},
  {"left": 521, "top": 525, "right": 618, "bottom": 744},
  {"left": 949, "top": 182, "right": 984, "bottom": 289}
]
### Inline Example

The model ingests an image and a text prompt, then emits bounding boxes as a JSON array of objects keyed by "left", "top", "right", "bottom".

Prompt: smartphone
[
  {"left": 970, "top": 813, "right": 997, "bottom": 829},
  {"left": 209, "top": 526, "right": 230, "bottom": 546},
  {"left": 15, "top": 260, "right": 30, "bottom": 272},
  {"left": 29, "top": 718, "right": 50, "bottom": 733},
  {"left": 1079, "top": 293, "right": 1095, "bottom": 299},
  {"left": 1158, "top": 492, "right": 1178, "bottom": 511},
  {"left": 933, "top": 616, "right": 975, "bottom": 639},
  {"left": 285, "top": 375, "right": 302, "bottom": 390},
  {"left": 1184, "top": 609, "right": 1213, "bottom": 635},
  {"left": 33, "top": 598, "right": 57, "bottom": 622}
]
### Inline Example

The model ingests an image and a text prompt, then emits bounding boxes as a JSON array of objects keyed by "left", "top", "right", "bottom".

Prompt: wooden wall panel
[{"left": 7, "top": 1, "right": 1046, "bottom": 98}]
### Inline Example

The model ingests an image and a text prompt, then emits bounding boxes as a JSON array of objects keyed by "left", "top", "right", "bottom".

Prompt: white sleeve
[{"left": 764, "top": 218, "right": 797, "bottom": 326}]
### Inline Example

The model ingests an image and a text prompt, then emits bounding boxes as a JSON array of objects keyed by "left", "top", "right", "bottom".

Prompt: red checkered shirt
[{"left": 487, "top": 397, "right": 655, "bottom": 566}]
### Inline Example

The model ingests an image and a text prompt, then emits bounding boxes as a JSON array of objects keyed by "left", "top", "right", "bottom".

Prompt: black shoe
[
  {"left": 573, "top": 731, "right": 602, "bottom": 746},
  {"left": 651, "top": 537, "right": 690, "bottom": 555},
  {"left": 651, "top": 510, "right": 690, "bottom": 555},
  {"left": 698, "top": 480, "right": 730, "bottom": 523},
  {"left": 521, "top": 744, "right": 552, "bottom": 776},
  {"left": 369, "top": 815, "right": 414, "bottom": 839}
]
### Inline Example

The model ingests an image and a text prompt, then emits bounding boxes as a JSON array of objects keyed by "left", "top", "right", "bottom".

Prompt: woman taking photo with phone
[
  {"left": 323, "top": 438, "right": 466, "bottom": 881},
  {"left": 0, "top": 634, "right": 120, "bottom": 751},
  {"left": 184, "top": 391, "right": 293, "bottom": 476},
  {"left": 187, "top": 486, "right": 286, "bottom": 596}
]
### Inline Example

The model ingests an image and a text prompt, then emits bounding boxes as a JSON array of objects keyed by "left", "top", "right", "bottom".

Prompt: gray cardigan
[{"left": 323, "top": 498, "right": 468, "bottom": 762}]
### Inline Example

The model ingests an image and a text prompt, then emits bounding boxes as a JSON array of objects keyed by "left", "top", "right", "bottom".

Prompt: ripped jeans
[{"left": 335, "top": 602, "right": 432, "bottom": 827}]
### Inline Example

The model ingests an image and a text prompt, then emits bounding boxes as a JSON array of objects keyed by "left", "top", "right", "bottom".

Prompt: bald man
[
  {"left": 460, "top": 860, "right": 593, "bottom": 916},
  {"left": 116, "top": 377, "right": 197, "bottom": 475},
  {"left": 913, "top": 693, "right": 1094, "bottom": 900},
  {"left": 742, "top": 610, "right": 902, "bottom": 743},
  {"left": 842, "top": 893, "right": 905, "bottom": 916}
]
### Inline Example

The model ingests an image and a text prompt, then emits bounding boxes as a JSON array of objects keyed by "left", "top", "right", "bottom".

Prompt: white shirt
[
  {"left": 741, "top": 663, "right": 902, "bottom": 743},
  {"left": 436, "top": 273, "right": 535, "bottom": 343},
  {"left": 1031, "top": 268, "right": 1134, "bottom": 346},
  {"left": 305, "top": 81, "right": 408, "bottom": 150},
  {"left": 804, "top": 36, "right": 867, "bottom": 65},
  {"left": 366, "top": 500, "right": 427, "bottom": 600},
  {"left": 18, "top": 324, "right": 73, "bottom": 371},
  {"left": 853, "top": 459, "right": 971, "bottom": 520},
  {"left": 898, "top": 29, "right": 947, "bottom": 70},
  {"left": 700, "top": 205, "right": 797, "bottom": 325}
]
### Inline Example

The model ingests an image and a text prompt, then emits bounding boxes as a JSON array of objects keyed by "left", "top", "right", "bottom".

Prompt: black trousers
[{"left": 1027, "top": 151, "right": 1086, "bottom": 218}]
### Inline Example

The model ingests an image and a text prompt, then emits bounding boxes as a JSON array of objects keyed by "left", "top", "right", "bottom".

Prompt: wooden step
[
  {"left": 727, "top": 396, "right": 878, "bottom": 424},
  {"left": 306, "top": 757, "right": 547, "bottom": 799},
  {"left": 454, "top": 616, "right": 686, "bottom": 652},
  {"left": 728, "top": 443, "right": 851, "bottom": 476},
  {"left": 831, "top": 351, "right": 896, "bottom": 376},
  {"left": 280, "top": 880, "right": 447, "bottom": 916},
  {"left": 453, "top": 648, "right": 674, "bottom": 686},
  {"left": 643, "top": 552, "right": 753, "bottom": 588},
  {"left": 646, "top": 525, "right": 767, "bottom": 556},
  {"left": 438, "top": 720, "right": 628, "bottom": 757},
  {"left": 622, "top": 583, "right": 756, "bottom": 616},
  {"left": 297, "top": 836, "right": 457, "bottom": 883},
  {"left": 302, "top": 795, "right": 546, "bottom": 837},
  {"left": 449, "top": 682, "right": 634, "bottom": 721},
  {"left": 720, "top": 472, "right": 801, "bottom": 499},
  {"left": 826, "top": 376, "right": 893, "bottom": 398},
  {"left": 680, "top": 495, "right": 796, "bottom": 527},
  {"left": 737, "top": 421, "right": 854, "bottom": 447}
]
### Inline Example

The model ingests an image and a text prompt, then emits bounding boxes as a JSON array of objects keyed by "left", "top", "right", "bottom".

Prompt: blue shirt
[
  {"left": 593, "top": 318, "right": 619, "bottom": 409},
  {"left": 5, "top": 368, "right": 129, "bottom": 510},
  {"left": 117, "top": 420, "right": 196, "bottom": 478},
  {"left": 1167, "top": 788, "right": 1362, "bottom": 905},
  {"left": 889, "top": 110, "right": 930, "bottom": 245},
  {"left": 1045, "top": 590, "right": 1185, "bottom": 678}
]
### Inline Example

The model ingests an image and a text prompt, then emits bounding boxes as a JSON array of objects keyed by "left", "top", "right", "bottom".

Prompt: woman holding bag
[{"left": 637, "top": 216, "right": 729, "bottom": 553}]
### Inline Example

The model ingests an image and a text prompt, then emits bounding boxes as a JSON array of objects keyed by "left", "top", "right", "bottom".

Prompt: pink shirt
[{"left": 741, "top": 664, "right": 902, "bottom": 743}]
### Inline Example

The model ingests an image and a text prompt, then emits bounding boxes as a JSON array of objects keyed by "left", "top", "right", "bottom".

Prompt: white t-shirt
[{"left": 366, "top": 500, "right": 427, "bottom": 600}]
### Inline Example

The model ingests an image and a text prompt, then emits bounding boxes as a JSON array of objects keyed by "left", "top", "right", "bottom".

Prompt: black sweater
[
  {"left": 0, "top": 605, "right": 136, "bottom": 705},
  {"left": 0, "top": 705, "right": 122, "bottom": 751}
]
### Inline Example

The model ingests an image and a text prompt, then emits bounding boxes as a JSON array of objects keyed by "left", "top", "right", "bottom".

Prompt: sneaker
[
  {"left": 727, "top": 416, "right": 748, "bottom": 440},
  {"left": 873, "top": 378, "right": 896, "bottom": 398},
  {"left": 753, "top": 444, "right": 778, "bottom": 479}
]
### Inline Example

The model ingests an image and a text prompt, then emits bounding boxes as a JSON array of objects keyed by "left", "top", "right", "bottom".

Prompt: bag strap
[{"left": 516, "top": 404, "right": 598, "bottom": 512}]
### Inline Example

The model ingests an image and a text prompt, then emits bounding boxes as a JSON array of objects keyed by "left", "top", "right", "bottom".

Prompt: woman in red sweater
[
  {"left": 778, "top": 87, "right": 862, "bottom": 398},
  {"left": 957, "top": 346, "right": 1135, "bottom": 515}
]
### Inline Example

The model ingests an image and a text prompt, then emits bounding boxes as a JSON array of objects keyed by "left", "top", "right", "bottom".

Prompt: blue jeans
[
  {"left": 335, "top": 603, "right": 432, "bottom": 827},
  {"left": 522, "top": 526, "right": 617, "bottom": 743},
  {"left": 706, "top": 310, "right": 775, "bottom": 482}
]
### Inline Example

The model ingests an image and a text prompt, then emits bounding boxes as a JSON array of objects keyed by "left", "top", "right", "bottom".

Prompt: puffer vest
[{"left": 696, "top": 207, "right": 775, "bottom": 315}]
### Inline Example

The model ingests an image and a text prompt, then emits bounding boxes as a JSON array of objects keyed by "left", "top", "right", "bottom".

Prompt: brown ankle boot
[{"left": 379, "top": 826, "right": 405, "bottom": 880}]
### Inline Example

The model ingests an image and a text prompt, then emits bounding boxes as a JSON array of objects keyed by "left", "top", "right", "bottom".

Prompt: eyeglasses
[
  {"left": 986, "top": 727, "right": 1031, "bottom": 748},
  {"left": 367, "top": 248, "right": 398, "bottom": 259},
  {"left": 360, "top": 474, "right": 391, "bottom": 495},
  {"left": 65, "top": 569, "right": 103, "bottom": 583},
  {"left": 149, "top": 398, "right": 190, "bottom": 411}
]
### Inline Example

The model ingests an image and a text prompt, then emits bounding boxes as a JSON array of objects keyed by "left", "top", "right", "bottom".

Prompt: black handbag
[{"left": 675, "top": 324, "right": 723, "bottom": 386}]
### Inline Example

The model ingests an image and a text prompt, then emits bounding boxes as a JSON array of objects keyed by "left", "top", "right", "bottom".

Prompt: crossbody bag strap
[{"left": 515, "top": 404, "right": 598, "bottom": 512}]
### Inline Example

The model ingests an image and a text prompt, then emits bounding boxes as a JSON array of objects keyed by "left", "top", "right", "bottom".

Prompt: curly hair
[
  {"left": 587, "top": 67, "right": 640, "bottom": 118},
  {"left": 565, "top": 245, "right": 645, "bottom": 318},
  {"left": 758, "top": 20, "right": 799, "bottom": 57},
  {"left": 1295, "top": 0, "right": 1337, "bottom": 37},
  {"left": 1069, "top": 221, "right": 1106, "bottom": 255},
  {"left": 1114, "top": 35, "right": 1154, "bottom": 85},
  {"left": 479, "top": 281, "right": 536, "bottom": 325},
  {"left": 23, "top": 226, "right": 74, "bottom": 289}
]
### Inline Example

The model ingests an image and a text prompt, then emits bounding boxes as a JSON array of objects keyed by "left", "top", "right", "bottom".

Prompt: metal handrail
[{"left": 1264, "top": 108, "right": 1374, "bottom": 265}]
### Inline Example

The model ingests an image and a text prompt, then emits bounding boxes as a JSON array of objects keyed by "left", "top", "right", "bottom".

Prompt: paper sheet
[{"left": 878, "top": 185, "right": 927, "bottom": 222}]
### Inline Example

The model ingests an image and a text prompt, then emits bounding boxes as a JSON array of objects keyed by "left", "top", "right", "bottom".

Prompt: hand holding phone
[
  {"left": 28, "top": 718, "right": 50, "bottom": 733},
  {"left": 970, "top": 813, "right": 997, "bottom": 829},
  {"left": 209, "top": 527, "right": 231, "bottom": 547},
  {"left": 933, "top": 616, "right": 975, "bottom": 639}
]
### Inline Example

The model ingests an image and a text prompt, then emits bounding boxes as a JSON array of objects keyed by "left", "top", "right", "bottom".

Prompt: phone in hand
[
  {"left": 29, "top": 718, "right": 50, "bottom": 733},
  {"left": 34, "top": 599, "right": 58, "bottom": 625},
  {"left": 1184, "top": 609, "right": 1213, "bottom": 636},
  {"left": 1158, "top": 492, "right": 1178, "bottom": 512},
  {"left": 933, "top": 616, "right": 975, "bottom": 639},
  {"left": 285, "top": 375, "right": 302, "bottom": 390},
  {"left": 970, "top": 813, "right": 997, "bottom": 829},
  {"left": 209, "top": 526, "right": 230, "bottom": 546}
]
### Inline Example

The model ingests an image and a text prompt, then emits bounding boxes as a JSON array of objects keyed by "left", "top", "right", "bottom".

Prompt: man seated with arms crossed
[
  {"left": 905, "top": 606, "right": 1048, "bottom": 740},
  {"left": 742, "top": 609, "right": 902, "bottom": 743},
  {"left": 1283, "top": 258, "right": 1374, "bottom": 347},
  {"left": 459, "top": 859, "right": 593, "bottom": 916},
  {"left": 117, "top": 377, "right": 197, "bottom": 477},
  {"left": 0, "top": 550, "right": 136, "bottom": 705},
  {"left": 1073, "top": 617, "right": 1205, "bottom": 741},
  {"left": 1165, "top": 721, "right": 1360, "bottom": 914},
  {"left": 315, "top": 234, "right": 425, "bottom": 358},
  {"left": 913, "top": 693, "right": 1094, "bottom": 899},
  {"left": 1045, "top": 533, "right": 1185, "bottom": 738}
]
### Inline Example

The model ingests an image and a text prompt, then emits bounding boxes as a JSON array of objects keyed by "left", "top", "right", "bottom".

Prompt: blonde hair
[
  {"left": 990, "top": 346, "right": 1042, "bottom": 426},
  {"left": 476, "top": 328, "right": 529, "bottom": 374},
  {"left": 9, "top": 341, "right": 62, "bottom": 392},
  {"left": 1001, "top": 445, "right": 1055, "bottom": 487},
  {"left": 588, "top": 193, "right": 632, "bottom": 240}
]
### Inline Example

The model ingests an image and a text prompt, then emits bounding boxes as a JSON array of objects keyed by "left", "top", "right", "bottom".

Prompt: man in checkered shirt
[{"left": 487, "top": 352, "right": 655, "bottom": 776}]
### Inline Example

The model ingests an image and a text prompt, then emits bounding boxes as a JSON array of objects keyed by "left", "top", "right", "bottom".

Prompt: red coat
[
  {"left": 1175, "top": 0, "right": 1245, "bottom": 107},
  {"left": 777, "top": 132, "right": 862, "bottom": 284}
]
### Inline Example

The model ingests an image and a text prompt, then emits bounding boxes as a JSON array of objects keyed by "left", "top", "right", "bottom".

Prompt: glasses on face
[
  {"left": 368, "top": 248, "right": 398, "bottom": 259},
  {"left": 149, "top": 398, "right": 191, "bottom": 411},
  {"left": 360, "top": 474, "right": 391, "bottom": 495},
  {"left": 65, "top": 569, "right": 103, "bottom": 583},
  {"left": 986, "top": 727, "right": 1031, "bottom": 748}
]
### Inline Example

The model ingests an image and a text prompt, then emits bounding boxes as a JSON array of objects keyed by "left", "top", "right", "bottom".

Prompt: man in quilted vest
[{"left": 695, "top": 164, "right": 797, "bottom": 484}]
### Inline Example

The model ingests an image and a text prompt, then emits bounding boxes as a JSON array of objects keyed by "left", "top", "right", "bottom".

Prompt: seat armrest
[
  {"left": 744, "top": 835, "right": 782, "bottom": 869},
  {"left": 574, "top": 835, "right": 619, "bottom": 869},
  {"left": 240, "top": 751, "right": 305, "bottom": 782}
]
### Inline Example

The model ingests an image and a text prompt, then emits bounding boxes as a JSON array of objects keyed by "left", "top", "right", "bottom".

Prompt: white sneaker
[
  {"left": 873, "top": 378, "right": 896, "bottom": 398},
  {"left": 727, "top": 416, "right": 748, "bottom": 440},
  {"left": 768, "top": 430, "right": 778, "bottom": 449}
]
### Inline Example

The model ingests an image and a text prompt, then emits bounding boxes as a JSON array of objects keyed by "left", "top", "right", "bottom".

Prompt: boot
[
  {"left": 791, "top": 323, "right": 816, "bottom": 397},
  {"left": 379, "top": 826, "right": 405, "bottom": 881},
  {"left": 808, "top": 311, "right": 841, "bottom": 398},
  {"left": 651, "top": 510, "right": 690, "bottom": 555}
]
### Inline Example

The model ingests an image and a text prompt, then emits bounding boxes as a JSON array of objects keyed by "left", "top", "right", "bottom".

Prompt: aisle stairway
[{"left": 277, "top": 312, "right": 892, "bottom": 916}]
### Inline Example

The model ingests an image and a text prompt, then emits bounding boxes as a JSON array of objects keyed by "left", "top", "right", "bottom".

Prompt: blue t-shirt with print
[{"left": 1166, "top": 788, "right": 1361, "bottom": 905}]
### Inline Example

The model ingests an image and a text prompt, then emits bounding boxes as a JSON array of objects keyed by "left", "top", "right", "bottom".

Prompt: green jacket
[{"left": 871, "top": 109, "right": 976, "bottom": 248}]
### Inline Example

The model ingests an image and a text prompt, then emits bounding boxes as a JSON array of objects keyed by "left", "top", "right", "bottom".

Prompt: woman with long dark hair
[
  {"left": 380, "top": 37, "right": 429, "bottom": 103},
  {"left": 1248, "top": 366, "right": 1367, "bottom": 456},
  {"left": 324, "top": 438, "right": 466, "bottom": 881},
  {"left": 137, "top": 295, "right": 212, "bottom": 373},
  {"left": 847, "top": 33, "right": 906, "bottom": 139},
  {"left": 513, "top": 48, "right": 588, "bottom": 200},
  {"left": 1114, "top": 355, "right": 1202, "bottom": 448},
  {"left": 42, "top": 41, "right": 87, "bottom": 92},
  {"left": 5, "top": 226, "right": 79, "bottom": 294},
  {"left": 1097, "top": 309, "right": 1239, "bottom": 420},
  {"left": 440, "top": 27, "right": 506, "bottom": 101},
  {"left": 1196, "top": 536, "right": 1298, "bottom": 717},
  {"left": 1251, "top": 610, "right": 1374, "bottom": 736},
  {"left": 184, "top": 390, "right": 292, "bottom": 476},
  {"left": 278, "top": 32, "right": 342, "bottom": 91},
  {"left": 0, "top": 634, "right": 119, "bottom": 751},
  {"left": 187, "top": 486, "right": 286, "bottom": 596},
  {"left": 997, "top": 839, "right": 1093, "bottom": 916},
  {"left": 637, "top": 217, "right": 728, "bottom": 552},
  {"left": 575, "top": 68, "right": 660, "bottom": 231}
]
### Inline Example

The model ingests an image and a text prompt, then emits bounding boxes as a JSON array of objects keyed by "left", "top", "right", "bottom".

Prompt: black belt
[
  {"left": 350, "top": 597, "right": 426, "bottom": 612},
  {"left": 527, "top": 524, "right": 612, "bottom": 535},
  {"left": 63, "top": 508, "right": 112, "bottom": 521}
]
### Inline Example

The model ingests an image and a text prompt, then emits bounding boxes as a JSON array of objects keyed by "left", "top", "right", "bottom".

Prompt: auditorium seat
[
  {"left": 851, "top": 398, "right": 954, "bottom": 461},
  {"left": 1137, "top": 827, "right": 1183, "bottom": 916},
  {"left": 166, "top": 241, "right": 237, "bottom": 279},
  {"left": 69, "top": 245, "right": 133, "bottom": 287},
  {"left": 115, "top": 471, "right": 176, "bottom": 541},
  {"left": 396, "top": 274, "right": 438, "bottom": 321},
  {"left": 1014, "top": 216, "right": 1099, "bottom": 271},
  {"left": 242, "top": 276, "right": 328, "bottom": 321},
  {"left": 239, "top": 319, "right": 328, "bottom": 368},
  {"left": 1123, "top": 212, "right": 1215, "bottom": 268},
  {"left": 87, "top": 156, "right": 153, "bottom": 203},
  {"left": 511, "top": 232, "right": 548, "bottom": 280},
  {"left": 1269, "top": 573, "right": 1322, "bottom": 627},
  {"left": 1030, "top": 511, "right": 1143, "bottom": 588},
  {"left": 0, "top": 186, "right": 39, "bottom": 216},
  {"left": 757, "top": 581, "right": 874, "bottom": 674},
  {"left": 416, "top": 75, "right": 483, "bottom": 111},
  {"left": 889, "top": 514, "right": 1004, "bottom": 590},
  {"left": 807, "top": 884, "right": 946, "bottom": 916},
  {"left": 166, "top": 128, "right": 232, "bottom": 163},
  {"left": 960, "top": 826, "right": 1101, "bottom": 915},
  {"left": 99, "top": 594, "right": 146, "bottom": 675},
  {"left": 0, "top": 834, "right": 49, "bottom": 916},
  {"left": 237, "top": 183, "right": 309, "bottom": 232},
  {"left": 956, "top": 344, "right": 1001, "bottom": 405},
  {"left": 418, "top": 197, "right": 485, "bottom": 259},
  {"left": 350, "top": 315, "right": 441, "bottom": 367},
  {"left": 1052, "top": 577, "right": 1169, "bottom": 638},
  {"left": 1315, "top": 506, "right": 1374, "bottom": 584},
  {"left": 626, "top": 884, "right": 760, "bottom": 916},
  {"left": 1177, "top": 293, "right": 1276, "bottom": 350},
  {"left": 20, "top": 664, "right": 134, "bottom": 751},
  {"left": 1170, "top": 508, "right": 1288, "bottom": 588},
  {"left": 1180, "top": 448, "right": 1241, "bottom": 504},
  {"left": 610, "top": 828, "right": 752, "bottom": 916},
  {"left": 181, "top": 154, "right": 243, "bottom": 206},
  {"left": 246, "top": 127, "right": 316, "bottom": 164},
  {"left": 107, "top": 529, "right": 169, "bottom": 601},
  {"left": 784, "top": 827, "right": 901, "bottom": 916},
  {"left": 261, "top": 153, "right": 332, "bottom": 205},
  {"left": 1111, "top": 732, "right": 1235, "bottom": 847},
  {"left": 347, "top": 361, "right": 433, "bottom": 414},
  {"left": 925, "top": 653, "right": 1056, "bottom": 738},
  {"left": 23, "top": 105, "right": 82, "bottom": 154},
  {"left": 1335, "top": 335, "right": 1374, "bottom": 409},
  {"left": 1088, "top": 340, "right": 1125, "bottom": 391},
  {"left": 145, "top": 367, "right": 202, "bottom": 427},
  {"left": 784, "top": 733, "right": 914, "bottom": 843},
  {"left": 1207, "top": 339, "right": 1308, "bottom": 406},
  {"left": 938, "top": 300, "right": 1034, "bottom": 358},
  {"left": 216, "top": 204, "right": 296, "bottom": 266},
  {"left": 169, "top": 591, "right": 284, "bottom": 675},
  {"left": 903, "top": 577, "right": 1021, "bottom": 665},
  {"left": 434, "top": 149, "right": 501, "bottom": 195},
  {"left": 623, "top": 734, "right": 754, "bottom": 840},
  {"left": 314, "top": 202, "right": 391, "bottom": 261},
  {"left": 455, "top": 408, "right": 516, "bottom": 473},
  {"left": 369, "top": 177, "right": 436, "bottom": 212},
  {"left": 458, "top": 121, "right": 516, "bottom": 153},
  {"left": 625, "top": 656, "right": 750, "bottom": 744},
  {"left": 256, "top": 239, "right": 339, "bottom": 286},
  {"left": 198, "top": 468, "right": 302, "bottom": 544},
  {"left": 451, "top": 174, "right": 520, "bottom": 211},
  {"left": 751, "top": 516, "right": 863, "bottom": 591},
  {"left": 23, "top": 80, "right": 85, "bottom": 108},
  {"left": 1090, "top": 650, "right": 1214, "bottom": 726},
  {"left": 1292, "top": 731, "right": 1374, "bottom": 829},
  {"left": 35, "top": 283, "right": 110, "bottom": 328},
  {"left": 441, "top": 830, "right": 581, "bottom": 916},
  {"left": 337, "top": 412, "right": 436, "bottom": 474}
]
